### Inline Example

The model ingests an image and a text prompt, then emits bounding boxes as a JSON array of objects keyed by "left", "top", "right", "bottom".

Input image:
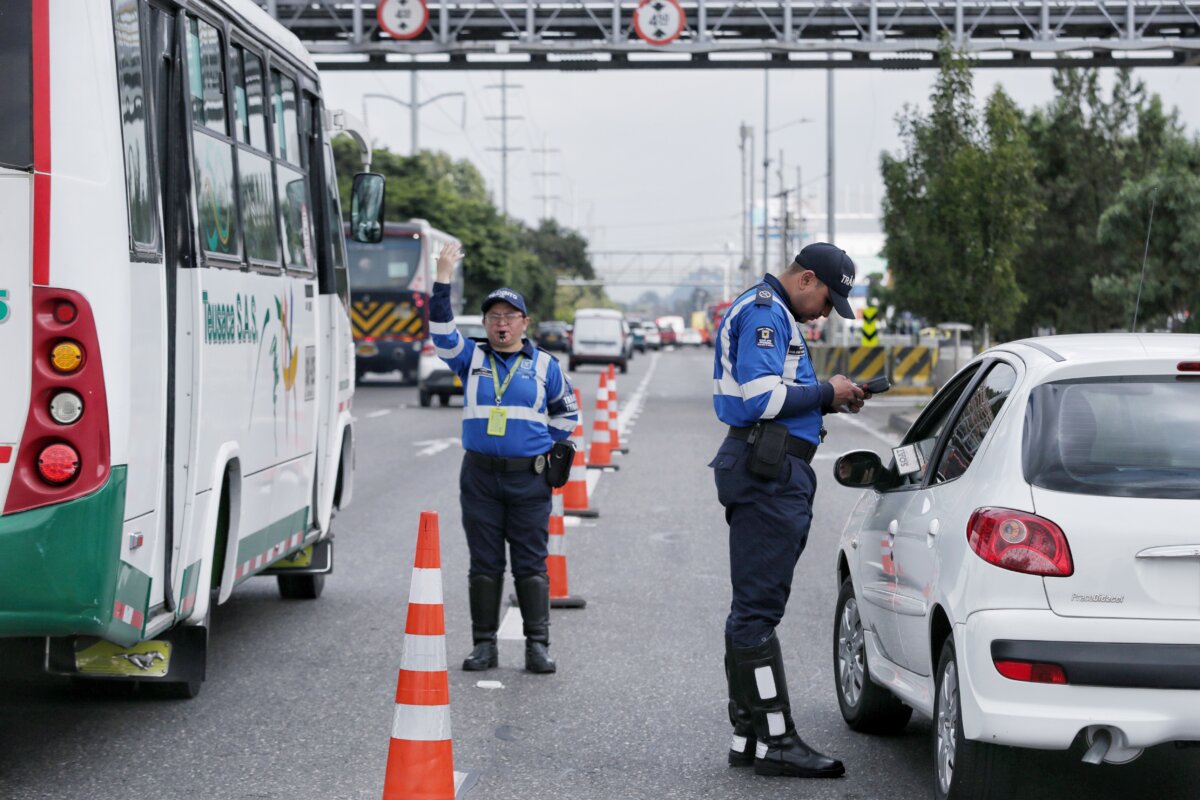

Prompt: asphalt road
[{"left": 1, "top": 346, "right": 1198, "bottom": 800}]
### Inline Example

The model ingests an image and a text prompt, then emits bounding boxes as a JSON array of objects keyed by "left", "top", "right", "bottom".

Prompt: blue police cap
[
  {"left": 795, "top": 243, "right": 856, "bottom": 320},
  {"left": 481, "top": 287, "right": 528, "bottom": 316}
]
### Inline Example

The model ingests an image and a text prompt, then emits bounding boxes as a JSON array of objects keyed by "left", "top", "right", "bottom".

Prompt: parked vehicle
[
  {"left": 535, "top": 320, "right": 570, "bottom": 352},
  {"left": 569, "top": 308, "right": 629, "bottom": 373},
  {"left": 418, "top": 315, "right": 486, "bottom": 407},
  {"left": 831, "top": 334, "right": 1200, "bottom": 800}
]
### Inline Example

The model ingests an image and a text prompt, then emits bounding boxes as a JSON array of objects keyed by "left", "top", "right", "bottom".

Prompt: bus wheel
[
  {"left": 419, "top": 389, "right": 432, "bottom": 407},
  {"left": 150, "top": 677, "right": 204, "bottom": 700},
  {"left": 278, "top": 573, "right": 325, "bottom": 600}
]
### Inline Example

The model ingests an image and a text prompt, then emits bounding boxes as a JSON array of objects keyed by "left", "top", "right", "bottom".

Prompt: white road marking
[
  {"left": 497, "top": 607, "right": 524, "bottom": 641},
  {"left": 414, "top": 438, "right": 462, "bottom": 457},
  {"left": 617, "top": 352, "right": 659, "bottom": 435},
  {"left": 367, "top": 409, "right": 392, "bottom": 419}
]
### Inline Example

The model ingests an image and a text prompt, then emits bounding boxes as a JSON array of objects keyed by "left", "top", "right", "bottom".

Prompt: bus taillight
[
  {"left": 4, "top": 288, "right": 110, "bottom": 514},
  {"left": 37, "top": 444, "right": 79, "bottom": 485}
]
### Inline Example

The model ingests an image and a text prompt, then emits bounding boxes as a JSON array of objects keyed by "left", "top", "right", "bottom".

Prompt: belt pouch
[
  {"left": 746, "top": 422, "right": 788, "bottom": 480},
  {"left": 546, "top": 441, "right": 574, "bottom": 488}
]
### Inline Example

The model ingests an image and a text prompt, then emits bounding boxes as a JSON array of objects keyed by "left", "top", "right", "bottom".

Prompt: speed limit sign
[
  {"left": 633, "top": 0, "right": 685, "bottom": 45},
  {"left": 377, "top": 0, "right": 429, "bottom": 40}
]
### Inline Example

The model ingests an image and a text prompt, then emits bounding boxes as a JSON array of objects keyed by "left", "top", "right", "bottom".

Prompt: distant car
[
  {"left": 417, "top": 314, "right": 485, "bottom": 407},
  {"left": 678, "top": 327, "right": 703, "bottom": 347},
  {"left": 657, "top": 323, "right": 677, "bottom": 347},
  {"left": 831, "top": 334, "right": 1200, "bottom": 800},
  {"left": 643, "top": 325, "right": 662, "bottom": 350},
  {"left": 628, "top": 321, "right": 647, "bottom": 353},
  {"left": 570, "top": 308, "right": 630, "bottom": 373},
  {"left": 535, "top": 320, "right": 569, "bottom": 352}
]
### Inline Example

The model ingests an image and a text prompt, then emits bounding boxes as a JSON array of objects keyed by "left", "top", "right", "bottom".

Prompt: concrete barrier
[{"left": 809, "top": 345, "right": 939, "bottom": 395}]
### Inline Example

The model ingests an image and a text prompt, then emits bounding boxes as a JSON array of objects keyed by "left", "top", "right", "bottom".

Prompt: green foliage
[
  {"left": 1016, "top": 69, "right": 1183, "bottom": 333},
  {"left": 1094, "top": 137, "right": 1200, "bottom": 331},
  {"left": 880, "top": 47, "right": 1040, "bottom": 338},
  {"left": 332, "top": 137, "right": 596, "bottom": 321}
]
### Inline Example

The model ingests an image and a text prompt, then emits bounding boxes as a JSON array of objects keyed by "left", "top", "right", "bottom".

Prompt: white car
[
  {"left": 417, "top": 314, "right": 485, "bottom": 407},
  {"left": 678, "top": 327, "right": 704, "bottom": 347},
  {"left": 831, "top": 334, "right": 1200, "bottom": 800},
  {"left": 643, "top": 325, "right": 662, "bottom": 350}
]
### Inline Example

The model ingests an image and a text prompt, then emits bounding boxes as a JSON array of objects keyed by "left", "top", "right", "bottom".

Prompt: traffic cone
[
  {"left": 588, "top": 373, "right": 616, "bottom": 470},
  {"left": 383, "top": 511, "right": 455, "bottom": 800},
  {"left": 607, "top": 364, "right": 627, "bottom": 454},
  {"left": 548, "top": 486, "right": 586, "bottom": 608},
  {"left": 563, "top": 388, "right": 598, "bottom": 518}
]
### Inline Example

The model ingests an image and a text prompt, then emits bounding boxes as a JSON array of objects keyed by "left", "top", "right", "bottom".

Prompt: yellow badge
[{"left": 487, "top": 407, "right": 508, "bottom": 436}]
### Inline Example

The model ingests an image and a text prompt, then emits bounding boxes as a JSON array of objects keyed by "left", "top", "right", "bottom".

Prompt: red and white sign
[
  {"left": 377, "top": 0, "right": 429, "bottom": 40},
  {"left": 633, "top": 0, "right": 685, "bottom": 45}
]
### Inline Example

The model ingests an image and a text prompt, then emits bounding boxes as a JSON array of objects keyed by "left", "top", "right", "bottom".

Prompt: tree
[
  {"left": 1093, "top": 137, "right": 1200, "bottom": 332},
  {"left": 880, "top": 47, "right": 1041, "bottom": 338},
  {"left": 521, "top": 218, "right": 594, "bottom": 279},
  {"left": 1016, "top": 69, "right": 1181, "bottom": 334}
]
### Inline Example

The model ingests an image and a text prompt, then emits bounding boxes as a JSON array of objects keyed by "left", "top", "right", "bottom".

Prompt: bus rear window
[
  {"left": 0, "top": 3, "right": 33, "bottom": 171},
  {"left": 348, "top": 236, "right": 422, "bottom": 289},
  {"left": 1023, "top": 377, "right": 1200, "bottom": 500}
]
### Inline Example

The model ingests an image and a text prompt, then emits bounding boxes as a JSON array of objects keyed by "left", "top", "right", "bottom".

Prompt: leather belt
[
  {"left": 466, "top": 451, "right": 546, "bottom": 474},
  {"left": 726, "top": 425, "right": 818, "bottom": 464}
]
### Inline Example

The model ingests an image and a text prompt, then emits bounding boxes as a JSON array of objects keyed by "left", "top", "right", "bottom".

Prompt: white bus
[{"left": 0, "top": 0, "right": 386, "bottom": 696}]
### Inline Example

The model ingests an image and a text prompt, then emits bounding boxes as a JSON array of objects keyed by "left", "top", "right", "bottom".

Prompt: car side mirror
[
  {"left": 350, "top": 172, "right": 385, "bottom": 244},
  {"left": 833, "top": 449, "right": 885, "bottom": 489}
]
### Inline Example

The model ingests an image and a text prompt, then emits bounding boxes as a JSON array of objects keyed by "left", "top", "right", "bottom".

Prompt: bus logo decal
[
  {"left": 0, "top": 289, "right": 9, "bottom": 324},
  {"left": 203, "top": 291, "right": 258, "bottom": 345}
]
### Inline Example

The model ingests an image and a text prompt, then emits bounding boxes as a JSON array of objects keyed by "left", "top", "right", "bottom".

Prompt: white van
[{"left": 570, "top": 308, "right": 629, "bottom": 373}]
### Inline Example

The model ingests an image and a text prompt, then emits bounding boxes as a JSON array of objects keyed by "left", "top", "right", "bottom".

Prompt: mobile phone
[{"left": 860, "top": 376, "right": 891, "bottom": 394}]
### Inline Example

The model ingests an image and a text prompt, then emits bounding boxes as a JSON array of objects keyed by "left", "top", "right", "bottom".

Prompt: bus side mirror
[{"left": 350, "top": 172, "right": 385, "bottom": 244}]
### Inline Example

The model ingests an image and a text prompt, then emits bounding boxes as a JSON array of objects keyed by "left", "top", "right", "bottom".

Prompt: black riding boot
[
  {"left": 462, "top": 574, "right": 503, "bottom": 671},
  {"left": 725, "top": 633, "right": 757, "bottom": 767},
  {"left": 731, "top": 631, "right": 845, "bottom": 778},
  {"left": 514, "top": 573, "right": 556, "bottom": 674}
]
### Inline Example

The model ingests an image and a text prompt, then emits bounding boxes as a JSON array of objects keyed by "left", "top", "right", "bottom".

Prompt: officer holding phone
[
  {"left": 709, "top": 243, "right": 871, "bottom": 779},
  {"left": 430, "top": 243, "right": 579, "bottom": 675}
]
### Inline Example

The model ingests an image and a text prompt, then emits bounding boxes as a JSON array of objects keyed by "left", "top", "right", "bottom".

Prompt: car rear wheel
[
  {"left": 419, "top": 389, "right": 432, "bottom": 408},
  {"left": 833, "top": 577, "right": 912, "bottom": 733},
  {"left": 933, "top": 639, "right": 1012, "bottom": 800},
  {"left": 438, "top": 394, "right": 450, "bottom": 407},
  {"left": 568, "top": 359, "right": 577, "bottom": 371},
  {"left": 619, "top": 359, "right": 628, "bottom": 374}
]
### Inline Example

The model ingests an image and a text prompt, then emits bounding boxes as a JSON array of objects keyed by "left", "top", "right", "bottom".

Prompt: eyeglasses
[{"left": 485, "top": 312, "right": 525, "bottom": 323}]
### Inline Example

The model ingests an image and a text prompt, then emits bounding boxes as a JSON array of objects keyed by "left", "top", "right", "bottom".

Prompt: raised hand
[{"left": 436, "top": 242, "right": 463, "bottom": 283}]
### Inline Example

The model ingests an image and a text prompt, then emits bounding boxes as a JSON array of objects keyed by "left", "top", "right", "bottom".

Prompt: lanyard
[{"left": 488, "top": 353, "right": 524, "bottom": 406}]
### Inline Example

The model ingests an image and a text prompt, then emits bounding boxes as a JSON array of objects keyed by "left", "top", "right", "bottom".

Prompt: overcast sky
[{"left": 321, "top": 65, "right": 1199, "bottom": 266}]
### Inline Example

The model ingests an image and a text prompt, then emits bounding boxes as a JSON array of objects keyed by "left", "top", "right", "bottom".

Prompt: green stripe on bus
[{"left": 235, "top": 507, "right": 309, "bottom": 567}]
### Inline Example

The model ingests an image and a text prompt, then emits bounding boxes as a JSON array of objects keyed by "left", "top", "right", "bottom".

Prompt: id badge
[{"left": 487, "top": 407, "right": 508, "bottom": 436}]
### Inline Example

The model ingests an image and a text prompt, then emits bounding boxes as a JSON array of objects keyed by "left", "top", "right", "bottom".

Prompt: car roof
[
  {"left": 457, "top": 314, "right": 484, "bottom": 325},
  {"left": 995, "top": 333, "right": 1200, "bottom": 365}
]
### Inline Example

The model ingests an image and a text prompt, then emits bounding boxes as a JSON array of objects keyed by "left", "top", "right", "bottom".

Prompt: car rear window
[
  {"left": 574, "top": 317, "right": 619, "bottom": 341},
  {"left": 1023, "top": 377, "right": 1200, "bottom": 499}
]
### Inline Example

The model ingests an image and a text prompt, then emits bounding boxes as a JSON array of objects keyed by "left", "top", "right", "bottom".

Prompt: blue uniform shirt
[
  {"left": 430, "top": 282, "right": 578, "bottom": 457},
  {"left": 712, "top": 273, "right": 834, "bottom": 445}
]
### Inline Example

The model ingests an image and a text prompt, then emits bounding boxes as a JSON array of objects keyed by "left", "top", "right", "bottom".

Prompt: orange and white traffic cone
[
  {"left": 607, "top": 364, "right": 627, "bottom": 454},
  {"left": 563, "top": 388, "right": 598, "bottom": 518},
  {"left": 588, "top": 373, "right": 616, "bottom": 470},
  {"left": 548, "top": 486, "right": 586, "bottom": 609},
  {"left": 383, "top": 511, "right": 455, "bottom": 800}
]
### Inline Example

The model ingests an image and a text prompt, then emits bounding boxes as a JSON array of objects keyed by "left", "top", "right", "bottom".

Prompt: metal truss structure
[
  {"left": 258, "top": 1, "right": 1200, "bottom": 71},
  {"left": 576, "top": 250, "right": 740, "bottom": 291}
]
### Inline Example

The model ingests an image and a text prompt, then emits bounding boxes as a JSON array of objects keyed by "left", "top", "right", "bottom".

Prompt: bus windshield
[{"left": 348, "top": 236, "right": 422, "bottom": 290}]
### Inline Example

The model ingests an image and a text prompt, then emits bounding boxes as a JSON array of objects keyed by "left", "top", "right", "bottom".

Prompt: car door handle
[
  {"left": 887, "top": 520, "right": 899, "bottom": 536},
  {"left": 928, "top": 518, "right": 941, "bottom": 537}
]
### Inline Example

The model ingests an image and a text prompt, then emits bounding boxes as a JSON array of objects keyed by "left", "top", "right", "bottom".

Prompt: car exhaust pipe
[{"left": 1083, "top": 726, "right": 1144, "bottom": 765}]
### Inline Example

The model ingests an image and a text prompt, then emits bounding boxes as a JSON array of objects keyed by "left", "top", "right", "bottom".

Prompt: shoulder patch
[
  {"left": 754, "top": 285, "right": 774, "bottom": 307},
  {"left": 755, "top": 326, "right": 776, "bottom": 348}
]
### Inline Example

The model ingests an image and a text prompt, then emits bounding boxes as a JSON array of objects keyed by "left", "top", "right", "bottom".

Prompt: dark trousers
[
  {"left": 710, "top": 437, "right": 817, "bottom": 649},
  {"left": 460, "top": 454, "right": 552, "bottom": 578}
]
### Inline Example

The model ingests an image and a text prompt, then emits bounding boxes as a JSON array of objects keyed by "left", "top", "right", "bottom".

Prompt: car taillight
[
  {"left": 4, "top": 288, "right": 110, "bottom": 514},
  {"left": 994, "top": 659, "right": 1068, "bottom": 685},
  {"left": 967, "top": 507, "right": 1074, "bottom": 577},
  {"left": 1178, "top": 361, "right": 1200, "bottom": 372},
  {"left": 422, "top": 341, "right": 436, "bottom": 357}
]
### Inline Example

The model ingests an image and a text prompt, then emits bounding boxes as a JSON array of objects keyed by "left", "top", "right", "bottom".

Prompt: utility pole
[
  {"left": 362, "top": 76, "right": 465, "bottom": 156},
  {"left": 747, "top": 126, "right": 755, "bottom": 278},
  {"left": 777, "top": 150, "right": 789, "bottom": 270},
  {"left": 762, "top": 70, "right": 770, "bottom": 274},
  {"left": 532, "top": 134, "right": 560, "bottom": 221},
  {"left": 738, "top": 123, "right": 751, "bottom": 271},
  {"left": 486, "top": 71, "right": 523, "bottom": 218},
  {"left": 826, "top": 60, "right": 836, "bottom": 243}
]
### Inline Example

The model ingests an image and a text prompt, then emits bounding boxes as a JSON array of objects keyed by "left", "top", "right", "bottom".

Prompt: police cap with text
[{"left": 795, "top": 243, "right": 856, "bottom": 320}]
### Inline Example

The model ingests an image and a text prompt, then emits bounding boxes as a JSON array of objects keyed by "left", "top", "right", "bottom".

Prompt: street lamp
[{"left": 362, "top": 75, "right": 466, "bottom": 156}]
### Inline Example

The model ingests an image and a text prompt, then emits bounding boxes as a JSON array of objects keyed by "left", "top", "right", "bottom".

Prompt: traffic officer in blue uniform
[
  {"left": 430, "top": 242, "right": 578, "bottom": 674},
  {"left": 710, "top": 242, "right": 867, "bottom": 778}
]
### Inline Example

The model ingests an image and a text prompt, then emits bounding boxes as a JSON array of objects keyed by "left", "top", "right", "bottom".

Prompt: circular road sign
[
  {"left": 633, "top": 0, "right": 685, "bottom": 45},
  {"left": 377, "top": 0, "right": 429, "bottom": 40}
]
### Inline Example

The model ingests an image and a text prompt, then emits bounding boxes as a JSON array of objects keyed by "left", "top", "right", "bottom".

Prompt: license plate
[{"left": 356, "top": 342, "right": 379, "bottom": 357}]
